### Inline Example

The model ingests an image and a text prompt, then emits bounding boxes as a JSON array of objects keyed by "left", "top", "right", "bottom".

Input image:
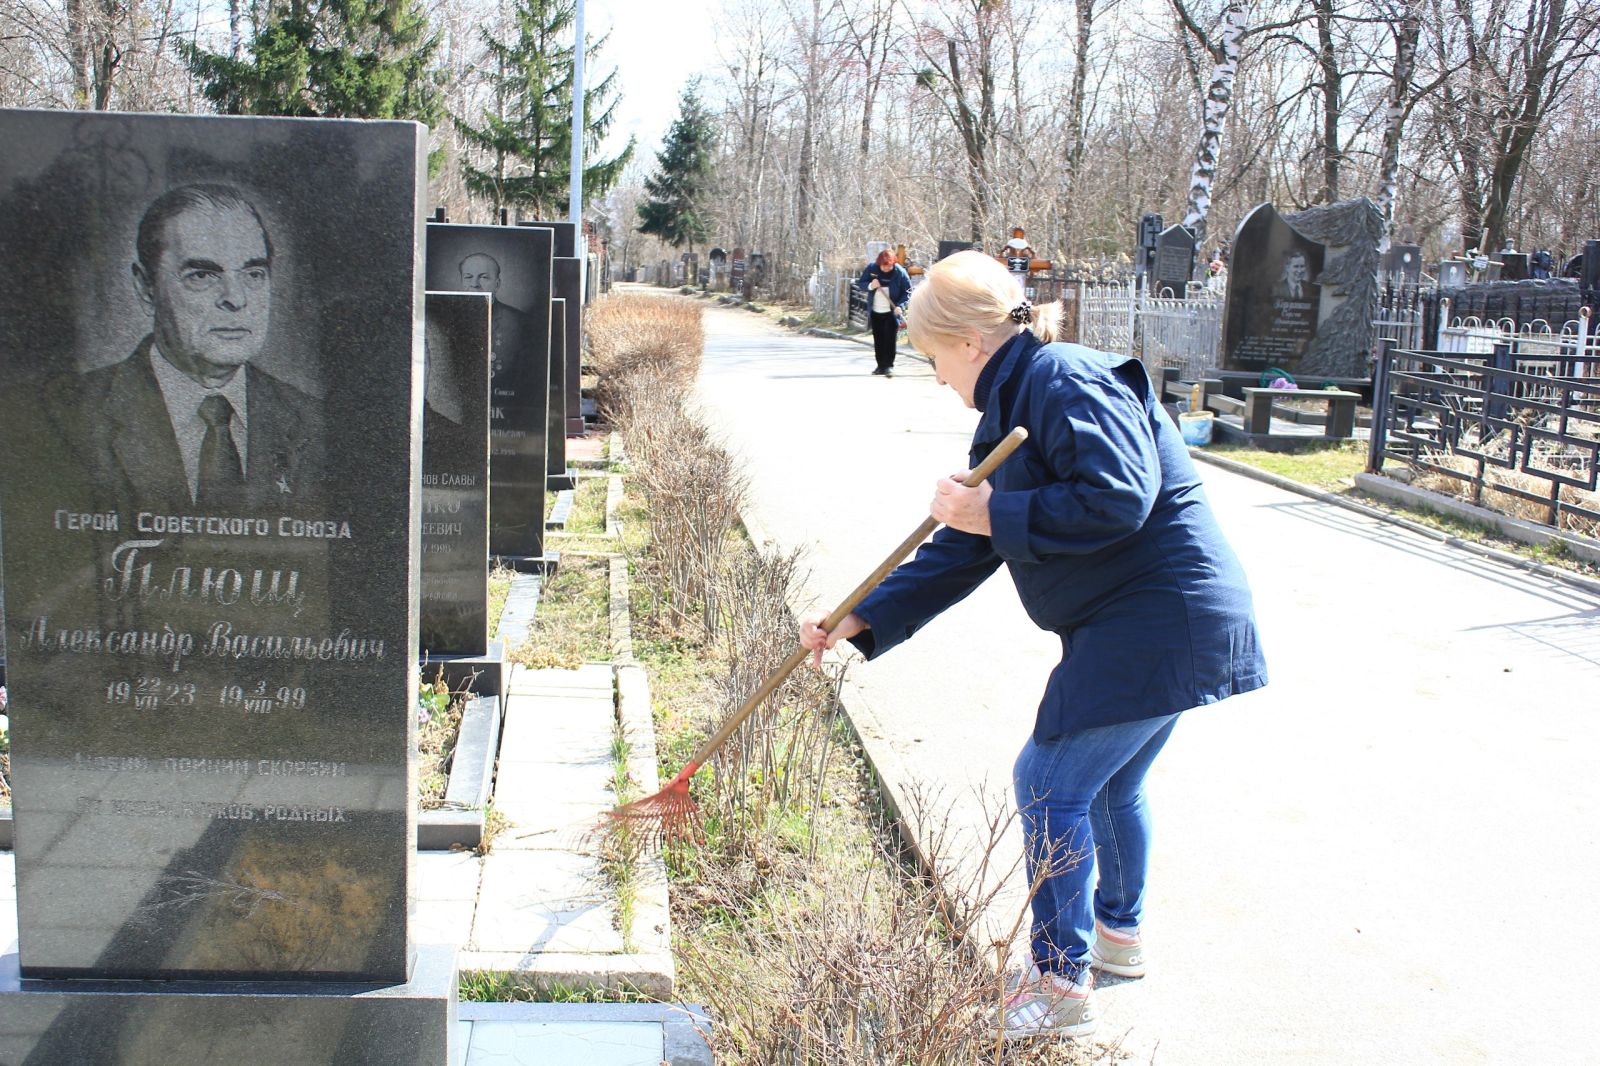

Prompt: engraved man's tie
[{"left": 197, "top": 393, "right": 244, "bottom": 505}]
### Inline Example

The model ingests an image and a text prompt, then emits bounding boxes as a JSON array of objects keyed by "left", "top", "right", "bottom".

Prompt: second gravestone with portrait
[
  {"left": 426, "top": 223, "right": 553, "bottom": 561},
  {"left": 1221, "top": 199, "right": 1382, "bottom": 383},
  {"left": 0, "top": 108, "right": 452, "bottom": 1063}
]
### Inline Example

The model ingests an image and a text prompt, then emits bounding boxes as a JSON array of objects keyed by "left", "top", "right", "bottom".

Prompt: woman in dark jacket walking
[
  {"left": 801, "top": 251, "right": 1267, "bottom": 1041},
  {"left": 856, "top": 248, "right": 911, "bottom": 376}
]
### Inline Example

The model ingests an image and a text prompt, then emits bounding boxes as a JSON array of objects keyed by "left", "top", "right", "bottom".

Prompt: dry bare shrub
[
  {"left": 674, "top": 788, "right": 1119, "bottom": 1066},
  {"left": 705, "top": 545, "right": 842, "bottom": 850},
  {"left": 588, "top": 293, "right": 705, "bottom": 423},
  {"left": 627, "top": 424, "right": 747, "bottom": 638},
  {"left": 1413, "top": 447, "right": 1600, "bottom": 539}
]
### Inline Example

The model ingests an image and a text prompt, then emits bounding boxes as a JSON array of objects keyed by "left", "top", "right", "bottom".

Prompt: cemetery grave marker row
[{"left": 0, "top": 105, "right": 596, "bottom": 1065}]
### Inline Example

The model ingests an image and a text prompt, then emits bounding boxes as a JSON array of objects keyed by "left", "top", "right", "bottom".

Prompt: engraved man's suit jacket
[{"left": 57, "top": 337, "right": 326, "bottom": 513}]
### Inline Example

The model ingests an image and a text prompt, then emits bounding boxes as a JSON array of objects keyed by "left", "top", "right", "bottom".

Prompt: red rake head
[{"left": 598, "top": 764, "right": 704, "bottom": 851}]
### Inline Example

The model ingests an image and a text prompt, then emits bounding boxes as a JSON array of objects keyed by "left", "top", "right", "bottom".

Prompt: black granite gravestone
[
  {"left": 1499, "top": 252, "right": 1530, "bottom": 282},
  {"left": 519, "top": 218, "right": 576, "bottom": 258},
  {"left": 1222, "top": 203, "right": 1326, "bottom": 376},
  {"left": 1438, "top": 260, "right": 1469, "bottom": 288},
  {"left": 421, "top": 292, "right": 491, "bottom": 658},
  {"left": 1135, "top": 213, "right": 1162, "bottom": 285},
  {"left": 937, "top": 240, "right": 977, "bottom": 261},
  {"left": 518, "top": 222, "right": 580, "bottom": 454},
  {"left": 549, "top": 297, "right": 569, "bottom": 483},
  {"left": 425, "top": 224, "right": 552, "bottom": 561},
  {"left": 1382, "top": 244, "right": 1422, "bottom": 286},
  {"left": 554, "top": 258, "right": 584, "bottom": 436},
  {"left": 0, "top": 520, "right": 7, "bottom": 687},
  {"left": 0, "top": 108, "right": 451, "bottom": 1064},
  {"left": 1151, "top": 224, "right": 1196, "bottom": 297}
]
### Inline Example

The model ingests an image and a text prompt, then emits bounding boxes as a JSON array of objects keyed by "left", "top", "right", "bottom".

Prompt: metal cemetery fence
[
  {"left": 1367, "top": 336, "right": 1600, "bottom": 534},
  {"left": 1140, "top": 289, "right": 1223, "bottom": 379},
  {"left": 1077, "top": 278, "right": 1139, "bottom": 358}
]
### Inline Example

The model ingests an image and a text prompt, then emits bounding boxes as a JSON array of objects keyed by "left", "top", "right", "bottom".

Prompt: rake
[{"left": 601, "top": 425, "right": 1030, "bottom": 849}]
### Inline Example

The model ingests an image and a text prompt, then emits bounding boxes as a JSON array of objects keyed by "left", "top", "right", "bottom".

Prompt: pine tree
[
  {"left": 456, "top": 0, "right": 634, "bottom": 219},
  {"left": 637, "top": 84, "right": 715, "bottom": 254},
  {"left": 186, "top": 0, "right": 441, "bottom": 125}
]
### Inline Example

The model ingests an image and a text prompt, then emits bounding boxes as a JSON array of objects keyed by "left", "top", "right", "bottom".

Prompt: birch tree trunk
[
  {"left": 1179, "top": 0, "right": 1246, "bottom": 256},
  {"left": 1313, "top": 0, "right": 1341, "bottom": 203},
  {"left": 1373, "top": 0, "right": 1421, "bottom": 248}
]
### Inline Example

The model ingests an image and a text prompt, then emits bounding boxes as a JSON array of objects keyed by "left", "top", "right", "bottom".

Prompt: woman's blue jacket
[{"left": 849, "top": 330, "right": 1268, "bottom": 741}]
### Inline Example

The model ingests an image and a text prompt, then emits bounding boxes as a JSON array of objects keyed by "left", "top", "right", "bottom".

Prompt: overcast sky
[{"left": 585, "top": 0, "right": 720, "bottom": 160}]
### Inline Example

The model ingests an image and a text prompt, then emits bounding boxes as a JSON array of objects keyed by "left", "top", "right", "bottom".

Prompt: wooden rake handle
[{"left": 684, "top": 425, "right": 1030, "bottom": 771}]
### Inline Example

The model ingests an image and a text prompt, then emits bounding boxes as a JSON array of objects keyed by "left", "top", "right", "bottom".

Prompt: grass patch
[
  {"left": 1207, "top": 440, "right": 1367, "bottom": 489},
  {"left": 560, "top": 474, "right": 609, "bottom": 536},
  {"left": 487, "top": 564, "right": 515, "bottom": 637},
  {"left": 512, "top": 553, "right": 612, "bottom": 668},
  {"left": 600, "top": 722, "right": 641, "bottom": 952},
  {"left": 1204, "top": 444, "right": 1599, "bottom": 579},
  {"left": 458, "top": 970, "right": 647, "bottom": 1003}
]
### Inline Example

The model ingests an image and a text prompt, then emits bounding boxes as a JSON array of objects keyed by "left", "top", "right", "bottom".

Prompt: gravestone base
[
  {"left": 0, "top": 943, "right": 457, "bottom": 1065},
  {"left": 549, "top": 469, "right": 577, "bottom": 492},
  {"left": 423, "top": 639, "right": 507, "bottom": 708},
  {"left": 494, "top": 551, "right": 559, "bottom": 576}
]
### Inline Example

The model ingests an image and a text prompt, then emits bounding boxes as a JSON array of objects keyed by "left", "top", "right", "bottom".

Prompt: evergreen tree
[
  {"left": 456, "top": 0, "right": 634, "bottom": 219},
  {"left": 637, "top": 84, "right": 715, "bottom": 254},
  {"left": 186, "top": 0, "right": 441, "bottom": 126}
]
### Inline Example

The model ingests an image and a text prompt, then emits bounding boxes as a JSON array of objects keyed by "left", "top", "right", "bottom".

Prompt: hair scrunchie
[{"left": 1009, "top": 300, "right": 1034, "bottom": 324}]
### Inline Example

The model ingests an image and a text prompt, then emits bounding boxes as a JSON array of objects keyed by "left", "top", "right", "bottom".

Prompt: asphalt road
[{"left": 691, "top": 301, "right": 1600, "bottom": 1065}]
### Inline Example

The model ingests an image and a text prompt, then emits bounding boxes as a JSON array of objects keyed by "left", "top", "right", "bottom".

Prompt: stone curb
[
  {"left": 1189, "top": 450, "right": 1600, "bottom": 598},
  {"left": 459, "top": 1002, "right": 713, "bottom": 1066}
]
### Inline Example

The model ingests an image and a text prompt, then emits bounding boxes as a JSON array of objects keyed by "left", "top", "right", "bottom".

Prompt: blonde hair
[{"left": 906, "top": 250, "right": 1063, "bottom": 354}]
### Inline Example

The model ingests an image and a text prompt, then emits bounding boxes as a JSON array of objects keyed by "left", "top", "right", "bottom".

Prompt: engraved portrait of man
[
  {"left": 55, "top": 183, "right": 324, "bottom": 510},
  {"left": 422, "top": 311, "right": 476, "bottom": 463},
  {"left": 457, "top": 251, "right": 532, "bottom": 383},
  {"left": 1277, "top": 250, "right": 1311, "bottom": 299}
]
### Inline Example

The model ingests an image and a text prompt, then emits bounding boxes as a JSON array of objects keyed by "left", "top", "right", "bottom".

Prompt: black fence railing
[{"left": 1367, "top": 339, "right": 1600, "bottom": 534}]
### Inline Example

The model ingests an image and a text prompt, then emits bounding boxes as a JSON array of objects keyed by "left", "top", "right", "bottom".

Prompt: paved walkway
[{"left": 692, "top": 303, "right": 1600, "bottom": 1064}]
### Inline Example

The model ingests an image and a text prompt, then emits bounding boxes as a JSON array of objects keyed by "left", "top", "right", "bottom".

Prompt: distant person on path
[
  {"left": 856, "top": 248, "right": 910, "bottom": 376},
  {"left": 800, "top": 250, "right": 1267, "bottom": 1041}
]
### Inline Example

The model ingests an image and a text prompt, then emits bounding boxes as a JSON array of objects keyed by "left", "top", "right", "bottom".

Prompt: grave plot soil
[{"left": 417, "top": 684, "right": 465, "bottom": 811}]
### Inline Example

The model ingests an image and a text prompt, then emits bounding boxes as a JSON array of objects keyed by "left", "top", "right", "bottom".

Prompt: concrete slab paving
[{"left": 693, "top": 303, "right": 1600, "bottom": 1065}]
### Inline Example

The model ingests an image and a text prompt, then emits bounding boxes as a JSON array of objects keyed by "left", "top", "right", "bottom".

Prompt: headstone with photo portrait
[
  {"left": 0, "top": 107, "right": 452, "bottom": 1064},
  {"left": 1221, "top": 203, "right": 1328, "bottom": 377},
  {"left": 425, "top": 223, "right": 553, "bottom": 561}
]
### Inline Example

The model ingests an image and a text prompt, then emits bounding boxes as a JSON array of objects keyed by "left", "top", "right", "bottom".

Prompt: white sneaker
[
  {"left": 1001, "top": 966, "right": 1097, "bottom": 1040},
  {"left": 1090, "top": 921, "right": 1146, "bottom": 978}
]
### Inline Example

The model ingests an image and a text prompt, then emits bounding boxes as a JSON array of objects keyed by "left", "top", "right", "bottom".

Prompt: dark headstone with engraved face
[
  {"left": 0, "top": 108, "right": 452, "bottom": 1064},
  {"left": 1151, "top": 224, "right": 1196, "bottom": 297},
  {"left": 1382, "top": 244, "right": 1422, "bottom": 286},
  {"left": 425, "top": 223, "right": 553, "bottom": 559},
  {"left": 422, "top": 292, "right": 492, "bottom": 658},
  {"left": 1222, "top": 204, "right": 1326, "bottom": 376},
  {"left": 554, "top": 258, "right": 584, "bottom": 436}
]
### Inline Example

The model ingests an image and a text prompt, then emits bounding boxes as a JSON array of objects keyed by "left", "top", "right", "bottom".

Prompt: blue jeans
[{"left": 1012, "top": 713, "right": 1180, "bottom": 980}]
